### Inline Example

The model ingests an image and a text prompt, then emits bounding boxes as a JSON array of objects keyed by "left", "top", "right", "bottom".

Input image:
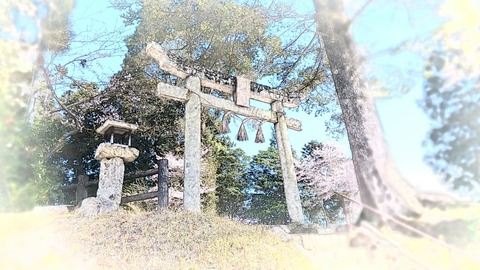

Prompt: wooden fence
[{"left": 61, "top": 159, "right": 170, "bottom": 208}]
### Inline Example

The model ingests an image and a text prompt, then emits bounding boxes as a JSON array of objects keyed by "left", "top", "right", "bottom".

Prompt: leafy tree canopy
[
  {"left": 115, "top": 0, "right": 323, "bottom": 90},
  {"left": 422, "top": 0, "right": 480, "bottom": 197}
]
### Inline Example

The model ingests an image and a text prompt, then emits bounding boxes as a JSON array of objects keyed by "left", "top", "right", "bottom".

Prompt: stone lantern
[
  {"left": 79, "top": 120, "right": 139, "bottom": 215},
  {"left": 98, "top": 120, "right": 137, "bottom": 147}
]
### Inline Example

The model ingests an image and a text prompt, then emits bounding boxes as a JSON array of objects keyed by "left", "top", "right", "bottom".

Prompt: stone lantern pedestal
[
  {"left": 95, "top": 143, "right": 139, "bottom": 206},
  {"left": 79, "top": 121, "right": 139, "bottom": 216}
]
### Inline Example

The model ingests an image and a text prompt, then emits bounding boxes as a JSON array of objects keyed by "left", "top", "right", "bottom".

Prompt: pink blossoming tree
[{"left": 296, "top": 141, "right": 361, "bottom": 225}]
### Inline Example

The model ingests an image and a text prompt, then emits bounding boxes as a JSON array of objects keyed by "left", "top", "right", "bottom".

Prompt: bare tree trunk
[
  {"left": 320, "top": 200, "right": 333, "bottom": 224},
  {"left": 338, "top": 195, "right": 348, "bottom": 224},
  {"left": 313, "top": 0, "right": 422, "bottom": 225},
  {"left": 75, "top": 175, "right": 88, "bottom": 206}
]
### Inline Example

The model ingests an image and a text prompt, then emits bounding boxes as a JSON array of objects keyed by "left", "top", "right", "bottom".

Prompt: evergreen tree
[
  {"left": 213, "top": 137, "right": 249, "bottom": 219},
  {"left": 244, "top": 142, "right": 289, "bottom": 224}
]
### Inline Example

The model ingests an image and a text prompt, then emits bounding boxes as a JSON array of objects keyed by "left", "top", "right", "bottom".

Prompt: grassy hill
[
  {"left": 1, "top": 209, "right": 479, "bottom": 269},
  {"left": 1, "top": 210, "right": 320, "bottom": 269}
]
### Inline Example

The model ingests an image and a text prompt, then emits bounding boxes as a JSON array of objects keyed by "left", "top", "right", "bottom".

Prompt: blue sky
[{"left": 68, "top": 0, "right": 450, "bottom": 194}]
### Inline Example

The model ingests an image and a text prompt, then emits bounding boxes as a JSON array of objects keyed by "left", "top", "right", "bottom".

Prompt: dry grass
[
  {"left": 0, "top": 212, "right": 88, "bottom": 269},
  {"left": 1, "top": 208, "right": 479, "bottom": 269},
  {"left": 0, "top": 210, "right": 317, "bottom": 269}
]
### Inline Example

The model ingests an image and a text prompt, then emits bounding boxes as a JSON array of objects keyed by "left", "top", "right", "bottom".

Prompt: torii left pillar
[{"left": 183, "top": 77, "right": 202, "bottom": 212}]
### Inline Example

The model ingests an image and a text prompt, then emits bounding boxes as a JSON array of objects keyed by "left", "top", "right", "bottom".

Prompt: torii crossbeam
[{"left": 147, "top": 42, "right": 305, "bottom": 223}]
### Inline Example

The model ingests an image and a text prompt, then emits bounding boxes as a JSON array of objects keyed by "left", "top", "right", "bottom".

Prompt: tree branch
[
  {"left": 40, "top": 66, "right": 83, "bottom": 132},
  {"left": 350, "top": 0, "right": 376, "bottom": 25},
  {"left": 46, "top": 129, "right": 80, "bottom": 159}
]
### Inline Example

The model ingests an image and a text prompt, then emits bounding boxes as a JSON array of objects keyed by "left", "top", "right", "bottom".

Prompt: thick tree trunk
[{"left": 313, "top": 0, "right": 422, "bottom": 224}]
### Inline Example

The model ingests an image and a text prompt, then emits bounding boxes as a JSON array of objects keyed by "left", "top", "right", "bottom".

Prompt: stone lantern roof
[
  {"left": 96, "top": 120, "right": 138, "bottom": 147},
  {"left": 96, "top": 120, "right": 138, "bottom": 135}
]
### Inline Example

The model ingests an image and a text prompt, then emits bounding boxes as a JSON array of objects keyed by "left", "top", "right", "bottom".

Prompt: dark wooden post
[
  {"left": 157, "top": 158, "right": 169, "bottom": 209},
  {"left": 76, "top": 175, "right": 89, "bottom": 206}
]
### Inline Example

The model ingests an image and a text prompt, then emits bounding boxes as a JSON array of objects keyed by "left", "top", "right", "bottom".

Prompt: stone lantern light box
[{"left": 96, "top": 120, "right": 138, "bottom": 147}]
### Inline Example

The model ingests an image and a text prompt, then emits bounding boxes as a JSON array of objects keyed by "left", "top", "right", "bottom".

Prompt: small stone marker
[{"left": 79, "top": 120, "right": 139, "bottom": 216}]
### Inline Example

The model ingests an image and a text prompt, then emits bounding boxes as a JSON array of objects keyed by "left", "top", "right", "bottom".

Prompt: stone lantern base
[
  {"left": 79, "top": 143, "right": 139, "bottom": 216},
  {"left": 78, "top": 197, "right": 118, "bottom": 216}
]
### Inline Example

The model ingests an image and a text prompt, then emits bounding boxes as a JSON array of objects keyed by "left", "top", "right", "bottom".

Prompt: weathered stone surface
[
  {"left": 78, "top": 197, "right": 118, "bottom": 216},
  {"left": 234, "top": 76, "right": 251, "bottom": 107},
  {"left": 78, "top": 197, "right": 100, "bottom": 216},
  {"left": 147, "top": 42, "right": 305, "bottom": 108},
  {"left": 156, "top": 82, "right": 303, "bottom": 131},
  {"left": 94, "top": 143, "right": 139, "bottom": 163},
  {"left": 183, "top": 77, "right": 201, "bottom": 212},
  {"left": 148, "top": 44, "right": 305, "bottom": 218},
  {"left": 96, "top": 120, "right": 138, "bottom": 135},
  {"left": 87, "top": 143, "right": 139, "bottom": 215},
  {"left": 273, "top": 101, "right": 305, "bottom": 224},
  {"left": 97, "top": 157, "right": 125, "bottom": 206}
]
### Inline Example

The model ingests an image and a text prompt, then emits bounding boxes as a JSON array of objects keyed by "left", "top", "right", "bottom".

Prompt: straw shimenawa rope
[
  {"left": 255, "top": 121, "right": 265, "bottom": 143},
  {"left": 219, "top": 111, "right": 231, "bottom": 134},
  {"left": 237, "top": 118, "right": 249, "bottom": 141}
]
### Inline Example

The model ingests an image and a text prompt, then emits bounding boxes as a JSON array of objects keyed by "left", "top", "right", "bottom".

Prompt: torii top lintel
[{"left": 146, "top": 42, "right": 304, "bottom": 109}]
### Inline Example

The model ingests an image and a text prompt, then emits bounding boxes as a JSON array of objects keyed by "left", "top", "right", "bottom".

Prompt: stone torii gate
[{"left": 146, "top": 42, "right": 305, "bottom": 223}]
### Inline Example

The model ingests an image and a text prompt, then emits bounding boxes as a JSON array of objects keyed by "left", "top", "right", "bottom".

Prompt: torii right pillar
[{"left": 272, "top": 101, "right": 305, "bottom": 224}]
